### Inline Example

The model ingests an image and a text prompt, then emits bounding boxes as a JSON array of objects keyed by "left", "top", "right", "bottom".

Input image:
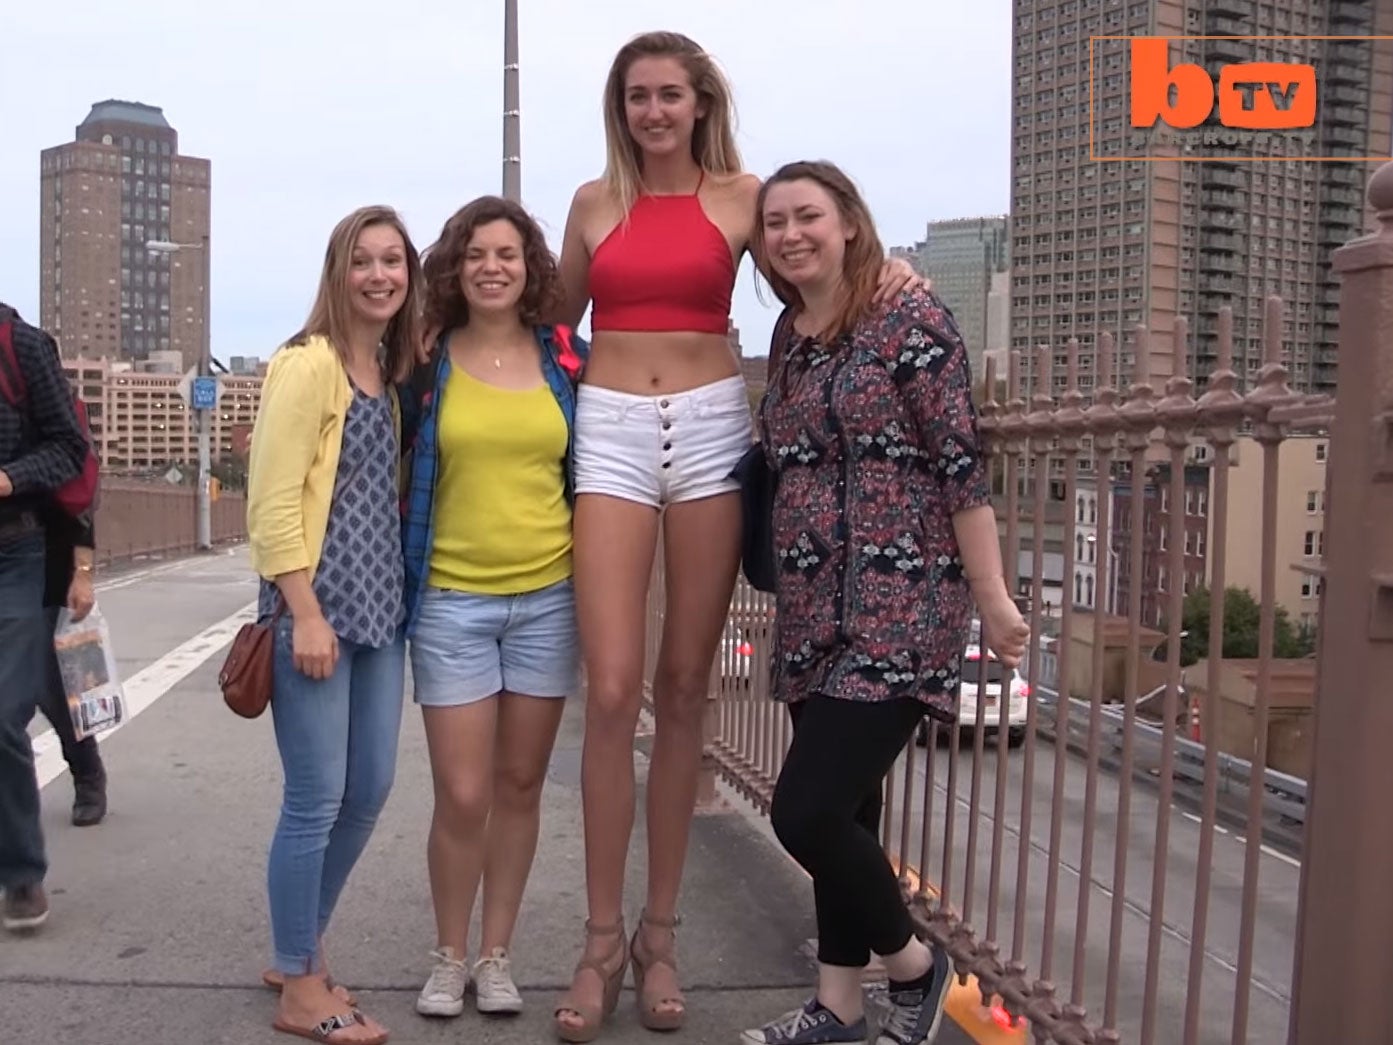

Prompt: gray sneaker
[
  {"left": 875, "top": 945, "right": 952, "bottom": 1045},
  {"left": 3, "top": 883, "right": 50, "bottom": 933},
  {"left": 416, "top": 947, "right": 469, "bottom": 1017},
  {"left": 473, "top": 947, "right": 523, "bottom": 1014},
  {"left": 742, "top": 997, "right": 867, "bottom": 1044}
]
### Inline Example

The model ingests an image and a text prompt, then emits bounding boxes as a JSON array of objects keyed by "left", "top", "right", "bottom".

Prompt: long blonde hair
[
  {"left": 752, "top": 161, "right": 886, "bottom": 344},
  {"left": 286, "top": 205, "right": 422, "bottom": 383},
  {"left": 601, "top": 31, "right": 743, "bottom": 216}
]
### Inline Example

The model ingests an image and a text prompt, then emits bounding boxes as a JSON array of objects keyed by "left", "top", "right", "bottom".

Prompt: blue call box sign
[{"left": 192, "top": 376, "right": 217, "bottom": 410}]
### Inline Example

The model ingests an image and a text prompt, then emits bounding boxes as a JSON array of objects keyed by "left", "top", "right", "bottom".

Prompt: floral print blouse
[{"left": 757, "top": 287, "right": 992, "bottom": 722}]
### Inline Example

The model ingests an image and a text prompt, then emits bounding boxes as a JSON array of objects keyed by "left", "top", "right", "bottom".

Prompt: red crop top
[{"left": 588, "top": 175, "right": 735, "bottom": 336}]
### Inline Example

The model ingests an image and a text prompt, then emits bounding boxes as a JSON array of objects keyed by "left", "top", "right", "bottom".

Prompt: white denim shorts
[{"left": 573, "top": 375, "right": 753, "bottom": 508}]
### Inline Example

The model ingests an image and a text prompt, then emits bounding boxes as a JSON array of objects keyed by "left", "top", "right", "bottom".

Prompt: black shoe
[
  {"left": 876, "top": 945, "right": 952, "bottom": 1044},
  {"left": 72, "top": 768, "right": 107, "bottom": 827},
  {"left": 3, "top": 883, "right": 50, "bottom": 933}
]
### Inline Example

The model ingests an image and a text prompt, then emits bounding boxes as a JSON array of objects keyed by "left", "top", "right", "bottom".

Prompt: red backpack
[{"left": 0, "top": 312, "right": 100, "bottom": 519}]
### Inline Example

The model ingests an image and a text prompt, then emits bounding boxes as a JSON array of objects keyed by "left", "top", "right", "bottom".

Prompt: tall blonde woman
[
  {"left": 549, "top": 31, "right": 925, "bottom": 1042},
  {"left": 248, "top": 205, "right": 421, "bottom": 1045}
]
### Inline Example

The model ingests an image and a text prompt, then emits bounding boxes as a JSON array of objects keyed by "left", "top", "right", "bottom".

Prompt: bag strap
[
  {"left": 766, "top": 306, "right": 796, "bottom": 386},
  {"left": 0, "top": 315, "right": 26, "bottom": 409}
]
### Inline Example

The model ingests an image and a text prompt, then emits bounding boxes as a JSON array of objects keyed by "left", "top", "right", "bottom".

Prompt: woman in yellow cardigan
[{"left": 246, "top": 204, "right": 422, "bottom": 1045}]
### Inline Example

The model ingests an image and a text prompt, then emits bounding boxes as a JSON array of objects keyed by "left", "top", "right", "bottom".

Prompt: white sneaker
[
  {"left": 473, "top": 947, "right": 523, "bottom": 1014},
  {"left": 416, "top": 947, "right": 469, "bottom": 1017}
]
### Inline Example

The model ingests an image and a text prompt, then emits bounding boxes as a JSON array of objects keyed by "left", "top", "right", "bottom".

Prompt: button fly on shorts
[{"left": 658, "top": 398, "right": 676, "bottom": 474}]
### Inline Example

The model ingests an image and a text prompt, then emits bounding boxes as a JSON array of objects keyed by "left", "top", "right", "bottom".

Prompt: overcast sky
[{"left": 2, "top": 0, "right": 1011, "bottom": 361}]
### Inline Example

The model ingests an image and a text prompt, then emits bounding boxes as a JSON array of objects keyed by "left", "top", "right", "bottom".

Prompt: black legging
[{"left": 772, "top": 694, "right": 926, "bottom": 968}]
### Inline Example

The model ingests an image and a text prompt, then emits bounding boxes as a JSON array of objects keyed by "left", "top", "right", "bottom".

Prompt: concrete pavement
[{"left": 2, "top": 547, "right": 974, "bottom": 1045}]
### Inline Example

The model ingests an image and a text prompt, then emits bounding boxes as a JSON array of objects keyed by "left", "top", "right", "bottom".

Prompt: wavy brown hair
[
  {"left": 752, "top": 161, "right": 886, "bottom": 344},
  {"left": 287, "top": 205, "right": 422, "bottom": 383},
  {"left": 602, "top": 31, "right": 743, "bottom": 216},
  {"left": 420, "top": 196, "right": 561, "bottom": 334}
]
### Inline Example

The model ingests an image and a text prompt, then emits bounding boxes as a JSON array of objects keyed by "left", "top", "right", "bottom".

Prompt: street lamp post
[
  {"left": 145, "top": 235, "right": 213, "bottom": 551},
  {"left": 502, "top": 0, "right": 521, "bottom": 200}
]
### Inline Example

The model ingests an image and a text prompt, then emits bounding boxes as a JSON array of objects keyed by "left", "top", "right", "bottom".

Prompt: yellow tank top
[{"left": 427, "top": 366, "right": 572, "bottom": 594}]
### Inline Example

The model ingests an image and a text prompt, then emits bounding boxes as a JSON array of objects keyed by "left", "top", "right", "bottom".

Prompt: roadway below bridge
[
  {"left": 4, "top": 547, "right": 977, "bottom": 1045},
  {"left": 885, "top": 715, "right": 1298, "bottom": 1044}
]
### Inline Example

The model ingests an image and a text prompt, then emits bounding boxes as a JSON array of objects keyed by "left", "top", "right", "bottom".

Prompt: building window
[
  {"left": 1304, "top": 531, "right": 1317, "bottom": 556},
  {"left": 1307, "top": 490, "right": 1321, "bottom": 513},
  {"left": 1316, "top": 442, "right": 1327, "bottom": 462}
]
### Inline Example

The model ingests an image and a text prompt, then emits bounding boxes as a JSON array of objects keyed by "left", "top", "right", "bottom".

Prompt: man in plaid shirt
[{"left": 0, "top": 302, "right": 88, "bottom": 934}]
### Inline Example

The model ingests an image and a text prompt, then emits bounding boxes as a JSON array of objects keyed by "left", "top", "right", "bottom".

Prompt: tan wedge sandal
[
  {"left": 554, "top": 919, "right": 629, "bottom": 1043},
  {"left": 629, "top": 909, "right": 686, "bottom": 1032}
]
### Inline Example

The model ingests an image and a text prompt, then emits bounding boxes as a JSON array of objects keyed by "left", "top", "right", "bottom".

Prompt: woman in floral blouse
[{"left": 741, "top": 161, "right": 1029, "bottom": 1045}]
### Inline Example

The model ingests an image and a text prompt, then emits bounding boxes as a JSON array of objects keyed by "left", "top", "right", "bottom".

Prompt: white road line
[
  {"left": 35, "top": 600, "right": 257, "bottom": 789},
  {"left": 94, "top": 558, "right": 191, "bottom": 593},
  {"left": 1260, "top": 843, "right": 1302, "bottom": 869}
]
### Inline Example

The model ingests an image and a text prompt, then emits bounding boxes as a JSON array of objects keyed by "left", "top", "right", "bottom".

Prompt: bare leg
[
  {"left": 639, "top": 489, "right": 743, "bottom": 1021},
  {"left": 555, "top": 492, "right": 660, "bottom": 1036},
  {"left": 478, "top": 692, "right": 566, "bottom": 954},
  {"left": 423, "top": 699, "right": 499, "bottom": 958}
]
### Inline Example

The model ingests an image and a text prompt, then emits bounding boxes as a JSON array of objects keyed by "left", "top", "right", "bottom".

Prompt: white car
[{"left": 918, "top": 645, "right": 1029, "bottom": 746}]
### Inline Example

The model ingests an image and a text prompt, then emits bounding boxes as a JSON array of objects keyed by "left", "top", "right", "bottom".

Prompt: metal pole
[
  {"left": 503, "top": 0, "right": 521, "bottom": 201},
  {"left": 1289, "top": 159, "right": 1393, "bottom": 1045},
  {"left": 196, "top": 233, "right": 211, "bottom": 550}
]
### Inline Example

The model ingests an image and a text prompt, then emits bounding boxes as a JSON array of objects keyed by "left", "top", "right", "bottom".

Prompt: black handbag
[
  {"left": 731, "top": 308, "right": 797, "bottom": 594},
  {"left": 732, "top": 441, "right": 778, "bottom": 593}
]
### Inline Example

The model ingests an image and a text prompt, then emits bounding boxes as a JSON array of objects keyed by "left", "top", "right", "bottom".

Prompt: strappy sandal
[
  {"left": 630, "top": 909, "right": 686, "bottom": 1032},
  {"left": 262, "top": 968, "right": 358, "bottom": 1007},
  {"left": 554, "top": 919, "right": 629, "bottom": 1043},
  {"left": 272, "top": 1008, "right": 386, "bottom": 1044}
]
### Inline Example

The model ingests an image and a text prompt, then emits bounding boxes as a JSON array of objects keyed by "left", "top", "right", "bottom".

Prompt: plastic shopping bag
[{"left": 52, "top": 604, "right": 126, "bottom": 741}]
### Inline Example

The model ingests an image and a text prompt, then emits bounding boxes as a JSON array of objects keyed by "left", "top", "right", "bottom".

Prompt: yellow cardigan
[{"left": 246, "top": 334, "right": 402, "bottom": 581}]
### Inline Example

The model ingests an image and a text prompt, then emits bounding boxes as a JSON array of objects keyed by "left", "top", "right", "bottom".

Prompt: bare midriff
[{"left": 582, "top": 330, "right": 741, "bottom": 395}]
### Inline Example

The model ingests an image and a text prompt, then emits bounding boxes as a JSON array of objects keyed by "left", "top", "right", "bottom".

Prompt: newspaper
[{"left": 53, "top": 604, "right": 126, "bottom": 740}]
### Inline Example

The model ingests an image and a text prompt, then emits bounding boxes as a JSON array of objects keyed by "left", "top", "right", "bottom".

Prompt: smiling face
[
  {"left": 760, "top": 178, "right": 857, "bottom": 297},
  {"left": 458, "top": 218, "right": 527, "bottom": 318},
  {"left": 346, "top": 222, "right": 409, "bottom": 327},
  {"left": 623, "top": 55, "right": 706, "bottom": 161}
]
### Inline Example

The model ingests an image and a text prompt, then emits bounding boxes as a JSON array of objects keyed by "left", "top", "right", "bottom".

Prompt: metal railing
[{"left": 642, "top": 160, "right": 1393, "bottom": 1043}]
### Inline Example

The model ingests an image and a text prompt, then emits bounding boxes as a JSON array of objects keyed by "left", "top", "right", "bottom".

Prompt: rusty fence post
[{"left": 1290, "top": 161, "right": 1393, "bottom": 1044}]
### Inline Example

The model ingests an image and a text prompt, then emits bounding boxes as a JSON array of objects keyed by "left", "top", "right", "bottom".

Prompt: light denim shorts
[
  {"left": 573, "top": 375, "right": 753, "bottom": 508},
  {"left": 409, "top": 577, "right": 580, "bottom": 706}
]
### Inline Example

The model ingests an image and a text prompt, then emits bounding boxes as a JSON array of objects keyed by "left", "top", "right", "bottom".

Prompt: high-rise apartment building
[
  {"left": 896, "top": 216, "right": 1010, "bottom": 376},
  {"left": 1010, "top": 0, "right": 1393, "bottom": 400},
  {"left": 40, "top": 100, "right": 211, "bottom": 368}
]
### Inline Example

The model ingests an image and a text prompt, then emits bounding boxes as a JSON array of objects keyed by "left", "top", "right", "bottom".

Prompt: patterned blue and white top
[{"left": 259, "top": 384, "right": 404, "bottom": 648}]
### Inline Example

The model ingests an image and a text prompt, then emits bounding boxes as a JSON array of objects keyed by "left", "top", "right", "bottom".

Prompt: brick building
[{"left": 40, "top": 100, "right": 211, "bottom": 369}]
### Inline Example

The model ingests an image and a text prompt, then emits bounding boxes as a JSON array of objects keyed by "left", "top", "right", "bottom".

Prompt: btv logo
[{"left": 1129, "top": 38, "right": 1317, "bottom": 130}]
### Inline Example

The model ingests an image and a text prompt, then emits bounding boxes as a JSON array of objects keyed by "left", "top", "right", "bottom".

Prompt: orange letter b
[{"left": 1130, "top": 37, "right": 1213, "bottom": 128}]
